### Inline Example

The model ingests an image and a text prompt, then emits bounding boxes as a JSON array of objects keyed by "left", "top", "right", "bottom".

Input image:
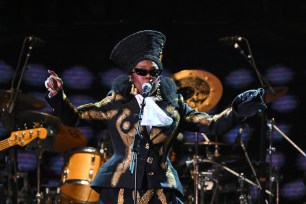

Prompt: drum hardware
[
  {"left": 197, "top": 166, "right": 220, "bottom": 204},
  {"left": 42, "top": 187, "right": 60, "bottom": 204},
  {"left": 237, "top": 173, "right": 252, "bottom": 204},
  {"left": 185, "top": 131, "right": 236, "bottom": 204},
  {"left": 236, "top": 125, "right": 262, "bottom": 190},
  {"left": 187, "top": 157, "right": 274, "bottom": 203},
  {"left": 172, "top": 69, "right": 224, "bottom": 203},
  {"left": 192, "top": 132, "right": 200, "bottom": 204}
]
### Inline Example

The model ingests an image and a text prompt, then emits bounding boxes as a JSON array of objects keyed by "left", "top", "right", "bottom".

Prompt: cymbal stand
[
  {"left": 35, "top": 138, "right": 44, "bottom": 203},
  {"left": 238, "top": 132, "right": 262, "bottom": 190},
  {"left": 193, "top": 132, "right": 200, "bottom": 204},
  {"left": 8, "top": 36, "right": 40, "bottom": 204},
  {"left": 267, "top": 118, "right": 276, "bottom": 204}
]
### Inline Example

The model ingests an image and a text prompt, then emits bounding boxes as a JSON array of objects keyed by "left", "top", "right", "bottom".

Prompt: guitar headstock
[{"left": 9, "top": 127, "right": 48, "bottom": 147}]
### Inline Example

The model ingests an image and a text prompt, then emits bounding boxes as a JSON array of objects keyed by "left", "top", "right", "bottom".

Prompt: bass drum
[{"left": 59, "top": 147, "right": 108, "bottom": 203}]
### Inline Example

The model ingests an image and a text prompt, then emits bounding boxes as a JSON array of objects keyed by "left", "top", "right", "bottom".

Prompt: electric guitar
[{"left": 0, "top": 127, "right": 47, "bottom": 151}]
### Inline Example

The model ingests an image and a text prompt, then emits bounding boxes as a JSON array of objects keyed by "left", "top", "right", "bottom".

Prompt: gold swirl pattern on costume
[
  {"left": 117, "top": 108, "right": 137, "bottom": 146},
  {"left": 111, "top": 149, "right": 133, "bottom": 186},
  {"left": 111, "top": 108, "right": 138, "bottom": 186},
  {"left": 122, "top": 121, "right": 131, "bottom": 131},
  {"left": 94, "top": 95, "right": 113, "bottom": 107},
  {"left": 79, "top": 109, "right": 118, "bottom": 120},
  {"left": 156, "top": 189, "right": 167, "bottom": 204},
  {"left": 118, "top": 189, "right": 124, "bottom": 204},
  {"left": 212, "top": 107, "right": 232, "bottom": 120},
  {"left": 138, "top": 190, "right": 155, "bottom": 204},
  {"left": 185, "top": 114, "right": 213, "bottom": 125}
]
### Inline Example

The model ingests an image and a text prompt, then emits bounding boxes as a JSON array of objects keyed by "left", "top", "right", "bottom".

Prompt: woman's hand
[{"left": 44, "top": 70, "right": 63, "bottom": 97}]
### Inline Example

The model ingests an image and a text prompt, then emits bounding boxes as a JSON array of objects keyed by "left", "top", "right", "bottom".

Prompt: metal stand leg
[
  {"left": 35, "top": 139, "right": 44, "bottom": 203},
  {"left": 193, "top": 132, "right": 200, "bottom": 204}
]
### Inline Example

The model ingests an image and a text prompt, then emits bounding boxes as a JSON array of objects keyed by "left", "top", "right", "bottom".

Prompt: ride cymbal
[
  {"left": 0, "top": 89, "right": 47, "bottom": 111},
  {"left": 184, "top": 141, "right": 229, "bottom": 146},
  {"left": 172, "top": 70, "right": 223, "bottom": 112}
]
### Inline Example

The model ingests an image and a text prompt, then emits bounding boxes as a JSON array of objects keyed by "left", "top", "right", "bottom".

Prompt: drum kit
[
  {"left": 0, "top": 69, "right": 291, "bottom": 204},
  {"left": 0, "top": 89, "right": 108, "bottom": 203},
  {"left": 171, "top": 70, "right": 290, "bottom": 204}
]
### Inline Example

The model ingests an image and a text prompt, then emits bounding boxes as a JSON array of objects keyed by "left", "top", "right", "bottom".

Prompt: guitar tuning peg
[{"left": 23, "top": 123, "right": 28, "bottom": 129}]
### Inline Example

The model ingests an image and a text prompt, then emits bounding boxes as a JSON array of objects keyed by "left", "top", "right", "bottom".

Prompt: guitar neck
[{"left": 0, "top": 139, "right": 11, "bottom": 151}]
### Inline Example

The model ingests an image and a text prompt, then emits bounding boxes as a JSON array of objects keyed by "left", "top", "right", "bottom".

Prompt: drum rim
[
  {"left": 60, "top": 179, "right": 91, "bottom": 186},
  {"left": 59, "top": 189, "right": 98, "bottom": 204},
  {"left": 64, "top": 146, "right": 101, "bottom": 158}
]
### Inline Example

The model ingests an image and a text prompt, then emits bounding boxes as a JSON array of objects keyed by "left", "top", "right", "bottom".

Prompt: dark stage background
[{"left": 0, "top": 1, "right": 306, "bottom": 203}]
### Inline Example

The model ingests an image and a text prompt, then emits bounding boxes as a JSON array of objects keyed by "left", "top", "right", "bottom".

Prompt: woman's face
[{"left": 131, "top": 60, "right": 161, "bottom": 95}]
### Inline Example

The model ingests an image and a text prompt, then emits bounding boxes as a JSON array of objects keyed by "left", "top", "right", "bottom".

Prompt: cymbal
[
  {"left": 15, "top": 110, "right": 87, "bottom": 153},
  {"left": 0, "top": 89, "right": 47, "bottom": 111},
  {"left": 172, "top": 70, "right": 223, "bottom": 112},
  {"left": 184, "top": 141, "right": 229, "bottom": 146},
  {"left": 265, "top": 86, "right": 288, "bottom": 103},
  {"left": 211, "top": 154, "right": 242, "bottom": 163}
]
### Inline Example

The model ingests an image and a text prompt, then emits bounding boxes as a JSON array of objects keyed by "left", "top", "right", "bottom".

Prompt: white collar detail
[{"left": 135, "top": 94, "right": 173, "bottom": 127}]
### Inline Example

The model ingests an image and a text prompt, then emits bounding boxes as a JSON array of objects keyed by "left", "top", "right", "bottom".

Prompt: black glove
[{"left": 232, "top": 88, "right": 267, "bottom": 117}]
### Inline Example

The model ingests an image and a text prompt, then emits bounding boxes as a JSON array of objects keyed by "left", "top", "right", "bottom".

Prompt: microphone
[
  {"left": 141, "top": 83, "right": 152, "bottom": 97},
  {"left": 218, "top": 35, "right": 245, "bottom": 45},
  {"left": 28, "top": 35, "right": 46, "bottom": 46}
]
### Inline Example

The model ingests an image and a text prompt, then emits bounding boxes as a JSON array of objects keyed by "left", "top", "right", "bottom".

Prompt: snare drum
[{"left": 59, "top": 147, "right": 107, "bottom": 203}]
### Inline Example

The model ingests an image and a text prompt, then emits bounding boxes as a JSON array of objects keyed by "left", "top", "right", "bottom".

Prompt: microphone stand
[
  {"left": 232, "top": 38, "right": 275, "bottom": 204},
  {"left": 6, "top": 36, "right": 35, "bottom": 204},
  {"left": 129, "top": 96, "right": 146, "bottom": 204}
]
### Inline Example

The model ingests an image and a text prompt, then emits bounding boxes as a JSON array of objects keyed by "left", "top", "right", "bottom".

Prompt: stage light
[
  {"left": 62, "top": 66, "right": 94, "bottom": 90},
  {"left": 69, "top": 94, "right": 95, "bottom": 107},
  {"left": 99, "top": 67, "right": 127, "bottom": 87},
  {"left": 265, "top": 65, "right": 294, "bottom": 85},
  {"left": 270, "top": 95, "right": 298, "bottom": 113},
  {"left": 0, "top": 60, "right": 13, "bottom": 84},
  {"left": 23, "top": 64, "right": 49, "bottom": 86},
  {"left": 17, "top": 151, "right": 37, "bottom": 172},
  {"left": 281, "top": 179, "right": 306, "bottom": 200},
  {"left": 225, "top": 68, "right": 255, "bottom": 88},
  {"left": 265, "top": 151, "right": 286, "bottom": 169}
]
